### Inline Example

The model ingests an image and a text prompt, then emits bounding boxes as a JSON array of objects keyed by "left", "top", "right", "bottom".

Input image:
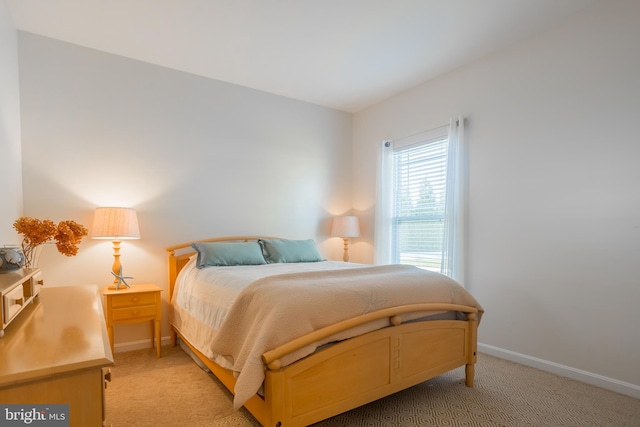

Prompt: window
[
  {"left": 375, "top": 118, "right": 465, "bottom": 282},
  {"left": 392, "top": 135, "right": 448, "bottom": 271}
]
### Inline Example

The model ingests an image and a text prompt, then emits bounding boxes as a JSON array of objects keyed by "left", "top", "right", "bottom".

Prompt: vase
[
  {"left": 0, "top": 245, "right": 25, "bottom": 273},
  {"left": 22, "top": 244, "right": 43, "bottom": 270}
]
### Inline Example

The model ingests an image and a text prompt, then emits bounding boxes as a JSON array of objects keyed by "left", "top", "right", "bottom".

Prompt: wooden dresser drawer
[
  {"left": 31, "top": 270, "right": 44, "bottom": 297},
  {"left": 3, "top": 284, "right": 26, "bottom": 323},
  {"left": 110, "top": 292, "right": 157, "bottom": 308},
  {"left": 112, "top": 304, "right": 157, "bottom": 321}
]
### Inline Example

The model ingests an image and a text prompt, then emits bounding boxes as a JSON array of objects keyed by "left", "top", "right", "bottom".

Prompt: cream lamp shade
[
  {"left": 331, "top": 216, "right": 360, "bottom": 262},
  {"left": 91, "top": 207, "right": 140, "bottom": 289},
  {"left": 91, "top": 207, "right": 140, "bottom": 240}
]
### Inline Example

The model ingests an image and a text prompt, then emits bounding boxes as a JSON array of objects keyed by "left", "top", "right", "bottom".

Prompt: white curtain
[
  {"left": 374, "top": 139, "right": 393, "bottom": 264},
  {"left": 374, "top": 117, "right": 466, "bottom": 284},
  {"left": 442, "top": 117, "right": 465, "bottom": 283}
]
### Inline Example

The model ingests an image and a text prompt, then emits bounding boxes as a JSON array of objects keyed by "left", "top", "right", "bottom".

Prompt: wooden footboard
[
  {"left": 173, "top": 307, "right": 477, "bottom": 427},
  {"left": 261, "top": 308, "right": 477, "bottom": 427}
]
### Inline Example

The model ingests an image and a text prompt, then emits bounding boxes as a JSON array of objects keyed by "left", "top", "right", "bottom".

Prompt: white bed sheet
[{"left": 170, "top": 260, "right": 364, "bottom": 365}]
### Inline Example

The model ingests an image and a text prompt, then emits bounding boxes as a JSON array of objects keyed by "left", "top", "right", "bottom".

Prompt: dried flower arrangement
[{"left": 13, "top": 217, "right": 89, "bottom": 269}]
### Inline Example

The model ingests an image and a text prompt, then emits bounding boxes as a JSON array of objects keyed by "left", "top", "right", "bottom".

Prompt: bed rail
[{"left": 262, "top": 303, "right": 478, "bottom": 370}]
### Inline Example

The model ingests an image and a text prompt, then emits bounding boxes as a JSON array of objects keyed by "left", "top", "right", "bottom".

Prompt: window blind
[{"left": 391, "top": 136, "right": 448, "bottom": 271}]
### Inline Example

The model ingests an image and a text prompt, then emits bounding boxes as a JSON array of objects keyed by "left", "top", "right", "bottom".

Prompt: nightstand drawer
[
  {"left": 3, "top": 285, "right": 26, "bottom": 324},
  {"left": 110, "top": 292, "right": 157, "bottom": 308},
  {"left": 112, "top": 304, "right": 157, "bottom": 321}
]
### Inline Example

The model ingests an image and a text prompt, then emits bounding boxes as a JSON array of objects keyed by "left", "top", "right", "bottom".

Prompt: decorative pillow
[
  {"left": 258, "top": 239, "right": 324, "bottom": 263},
  {"left": 191, "top": 242, "right": 266, "bottom": 268}
]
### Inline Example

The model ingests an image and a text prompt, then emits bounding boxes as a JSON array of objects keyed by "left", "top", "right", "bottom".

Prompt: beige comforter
[{"left": 209, "top": 264, "right": 483, "bottom": 409}]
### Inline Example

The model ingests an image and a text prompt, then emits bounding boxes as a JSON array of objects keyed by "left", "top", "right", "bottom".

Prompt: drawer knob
[{"left": 132, "top": 297, "right": 138, "bottom": 302}]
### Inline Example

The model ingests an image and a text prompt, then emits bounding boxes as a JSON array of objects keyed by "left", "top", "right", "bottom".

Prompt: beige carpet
[{"left": 105, "top": 345, "right": 640, "bottom": 426}]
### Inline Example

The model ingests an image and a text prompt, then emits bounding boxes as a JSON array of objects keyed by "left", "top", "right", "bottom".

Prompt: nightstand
[{"left": 102, "top": 283, "right": 162, "bottom": 358}]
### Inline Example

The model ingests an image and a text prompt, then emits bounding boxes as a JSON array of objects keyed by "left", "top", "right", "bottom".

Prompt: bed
[{"left": 167, "top": 236, "right": 483, "bottom": 427}]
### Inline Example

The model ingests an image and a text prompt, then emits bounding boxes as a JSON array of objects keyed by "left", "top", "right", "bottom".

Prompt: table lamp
[
  {"left": 91, "top": 207, "right": 140, "bottom": 289},
  {"left": 331, "top": 216, "right": 360, "bottom": 262}
]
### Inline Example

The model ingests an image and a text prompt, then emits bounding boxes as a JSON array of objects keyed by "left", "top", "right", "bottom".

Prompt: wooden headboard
[{"left": 165, "top": 236, "right": 279, "bottom": 301}]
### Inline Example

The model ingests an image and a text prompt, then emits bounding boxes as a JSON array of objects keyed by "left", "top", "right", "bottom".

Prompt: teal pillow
[
  {"left": 258, "top": 239, "right": 324, "bottom": 263},
  {"left": 191, "top": 242, "right": 266, "bottom": 268}
]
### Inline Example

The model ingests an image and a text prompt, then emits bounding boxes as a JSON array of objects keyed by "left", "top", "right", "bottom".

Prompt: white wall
[
  {"left": 12, "top": 0, "right": 640, "bottom": 397},
  {"left": 18, "top": 33, "right": 353, "bottom": 347},
  {"left": 0, "top": 0, "right": 22, "bottom": 242},
  {"left": 353, "top": 0, "right": 640, "bottom": 395}
]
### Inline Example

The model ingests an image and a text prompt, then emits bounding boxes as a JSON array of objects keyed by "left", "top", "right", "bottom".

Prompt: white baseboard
[
  {"left": 113, "top": 336, "right": 172, "bottom": 354},
  {"left": 479, "top": 343, "right": 640, "bottom": 399},
  {"left": 113, "top": 339, "right": 640, "bottom": 399}
]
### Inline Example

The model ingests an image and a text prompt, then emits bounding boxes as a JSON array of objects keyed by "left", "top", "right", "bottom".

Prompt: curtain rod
[{"left": 386, "top": 122, "right": 451, "bottom": 145}]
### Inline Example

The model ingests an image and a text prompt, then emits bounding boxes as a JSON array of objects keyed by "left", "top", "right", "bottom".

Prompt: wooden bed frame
[{"left": 167, "top": 236, "right": 479, "bottom": 427}]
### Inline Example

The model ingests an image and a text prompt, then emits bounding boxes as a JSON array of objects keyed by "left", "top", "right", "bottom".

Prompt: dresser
[{"left": 0, "top": 285, "right": 114, "bottom": 426}]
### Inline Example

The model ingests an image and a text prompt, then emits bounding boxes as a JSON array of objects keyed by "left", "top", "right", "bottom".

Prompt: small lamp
[
  {"left": 331, "top": 216, "right": 360, "bottom": 262},
  {"left": 91, "top": 207, "right": 140, "bottom": 290}
]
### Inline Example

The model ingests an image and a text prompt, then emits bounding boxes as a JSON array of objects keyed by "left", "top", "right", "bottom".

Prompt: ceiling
[{"left": 7, "top": 0, "right": 599, "bottom": 113}]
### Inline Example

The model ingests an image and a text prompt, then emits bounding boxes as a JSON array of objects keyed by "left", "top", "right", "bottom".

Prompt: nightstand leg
[
  {"left": 155, "top": 319, "right": 161, "bottom": 358},
  {"left": 149, "top": 320, "right": 154, "bottom": 349}
]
